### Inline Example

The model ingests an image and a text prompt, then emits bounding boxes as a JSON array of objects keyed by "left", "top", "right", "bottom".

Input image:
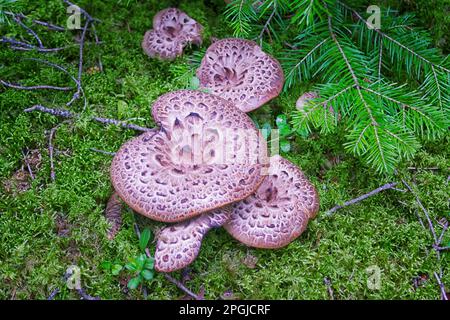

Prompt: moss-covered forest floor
[{"left": 0, "top": 0, "right": 448, "bottom": 299}]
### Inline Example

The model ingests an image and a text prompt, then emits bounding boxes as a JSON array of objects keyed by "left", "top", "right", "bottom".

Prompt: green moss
[{"left": 0, "top": 0, "right": 448, "bottom": 299}]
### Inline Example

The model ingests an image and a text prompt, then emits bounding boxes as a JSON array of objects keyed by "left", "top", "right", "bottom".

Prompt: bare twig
[
  {"left": 21, "top": 149, "right": 35, "bottom": 180},
  {"left": 76, "top": 288, "right": 100, "bottom": 300},
  {"left": 433, "top": 272, "right": 448, "bottom": 301},
  {"left": 48, "top": 126, "right": 59, "bottom": 182},
  {"left": 258, "top": 2, "right": 277, "bottom": 46},
  {"left": 1, "top": 79, "right": 72, "bottom": 91},
  {"left": 400, "top": 178, "right": 438, "bottom": 243},
  {"left": 5, "top": 11, "right": 65, "bottom": 31},
  {"left": 325, "top": 182, "right": 398, "bottom": 217},
  {"left": 47, "top": 288, "right": 60, "bottom": 300},
  {"left": 323, "top": 277, "right": 334, "bottom": 300},
  {"left": 433, "top": 245, "right": 449, "bottom": 251},
  {"left": 163, "top": 274, "right": 203, "bottom": 301},
  {"left": 12, "top": 14, "right": 44, "bottom": 48},
  {"left": 25, "top": 105, "right": 153, "bottom": 132}
]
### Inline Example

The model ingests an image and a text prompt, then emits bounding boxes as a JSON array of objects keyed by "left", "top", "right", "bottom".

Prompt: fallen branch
[
  {"left": 324, "top": 182, "right": 398, "bottom": 217},
  {"left": 1, "top": 79, "right": 72, "bottom": 91},
  {"left": 5, "top": 11, "right": 65, "bottom": 32},
  {"left": 400, "top": 178, "right": 438, "bottom": 243},
  {"left": 433, "top": 272, "right": 448, "bottom": 301},
  {"left": 25, "top": 105, "right": 153, "bottom": 132}
]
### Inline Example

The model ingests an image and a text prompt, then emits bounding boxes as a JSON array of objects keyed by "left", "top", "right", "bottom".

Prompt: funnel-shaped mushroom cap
[
  {"left": 196, "top": 38, "right": 284, "bottom": 112},
  {"left": 142, "top": 8, "right": 203, "bottom": 60},
  {"left": 224, "top": 155, "right": 319, "bottom": 249},
  {"left": 111, "top": 90, "right": 268, "bottom": 222},
  {"left": 154, "top": 207, "right": 231, "bottom": 272}
]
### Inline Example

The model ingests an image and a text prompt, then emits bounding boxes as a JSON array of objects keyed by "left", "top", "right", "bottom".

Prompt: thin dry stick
[
  {"left": 433, "top": 272, "right": 448, "bottom": 301},
  {"left": 21, "top": 149, "right": 35, "bottom": 180},
  {"left": 76, "top": 288, "right": 100, "bottom": 300},
  {"left": 48, "top": 126, "right": 59, "bottom": 182},
  {"left": 25, "top": 105, "right": 152, "bottom": 132},
  {"left": 1, "top": 79, "right": 72, "bottom": 91},
  {"left": 12, "top": 15, "right": 43, "bottom": 48},
  {"left": 323, "top": 277, "right": 334, "bottom": 300},
  {"left": 5, "top": 11, "right": 65, "bottom": 31},
  {"left": 400, "top": 178, "right": 438, "bottom": 243},
  {"left": 163, "top": 274, "right": 203, "bottom": 300},
  {"left": 325, "top": 182, "right": 398, "bottom": 217}
]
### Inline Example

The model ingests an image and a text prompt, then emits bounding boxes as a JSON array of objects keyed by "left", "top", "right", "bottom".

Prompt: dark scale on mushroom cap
[
  {"left": 223, "top": 155, "right": 319, "bottom": 249},
  {"left": 111, "top": 90, "right": 268, "bottom": 222},
  {"left": 142, "top": 8, "right": 203, "bottom": 60},
  {"left": 154, "top": 207, "right": 231, "bottom": 272},
  {"left": 196, "top": 38, "right": 284, "bottom": 113}
]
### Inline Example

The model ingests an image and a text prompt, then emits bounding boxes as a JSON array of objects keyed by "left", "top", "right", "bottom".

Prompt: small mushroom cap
[
  {"left": 154, "top": 207, "right": 231, "bottom": 273},
  {"left": 296, "top": 91, "right": 319, "bottom": 111},
  {"left": 142, "top": 8, "right": 203, "bottom": 60},
  {"left": 111, "top": 90, "right": 268, "bottom": 222},
  {"left": 196, "top": 38, "right": 284, "bottom": 113},
  {"left": 224, "top": 155, "right": 319, "bottom": 249},
  {"left": 296, "top": 91, "right": 336, "bottom": 116}
]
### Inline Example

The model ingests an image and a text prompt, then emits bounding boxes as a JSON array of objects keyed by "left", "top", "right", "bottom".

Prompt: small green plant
[{"left": 101, "top": 228, "right": 155, "bottom": 290}]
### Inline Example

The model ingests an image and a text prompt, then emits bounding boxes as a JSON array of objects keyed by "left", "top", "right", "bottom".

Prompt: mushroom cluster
[{"left": 115, "top": 17, "right": 320, "bottom": 273}]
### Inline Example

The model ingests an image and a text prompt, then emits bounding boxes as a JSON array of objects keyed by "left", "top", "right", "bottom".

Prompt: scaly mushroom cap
[
  {"left": 196, "top": 38, "right": 284, "bottom": 113},
  {"left": 224, "top": 155, "right": 319, "bottom": 249},
  {"left": 142, "top": 8, "right": 203, "bottom": 60},
  {"left": 296, "top": 92, "right": 319, "bottom": 111},
  {"left": 296, "top": 91, "right": 337, "bottom": 116},
  {"left": 154, "top": 207, "right": 231, "bottom": 272},
  {"left": 111, "top": 90, "right": 268, "bottom": 222}
]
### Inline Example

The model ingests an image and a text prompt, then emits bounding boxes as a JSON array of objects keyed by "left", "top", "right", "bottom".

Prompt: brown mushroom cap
[
  {"left": 154, "top": 207, "right": 231, "bottom": 272},
  {"left": 111, "top": 90, "right": 268, "bottom": 223},
  {"left": 142, "top": 8, "right": 203, "bottom": 60},
  {"left": 196, "top": 38, "right": 284, "bottom": 113},
  {"left": 223, "top": 155, "right": 319, "bottom": 249}
]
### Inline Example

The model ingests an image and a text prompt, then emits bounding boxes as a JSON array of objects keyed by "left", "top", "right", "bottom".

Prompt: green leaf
[
  {"left": 139, "top": 228, "right": 151, "bottom": 252},
  {"left": 127, "top": 276, "right": 142, "bottom": 290},
  {"left": 100, "top": 261, "right": 112, "bottom": 271},
  {"left": 125, "top": 261, "right": 137, "bottom": 272},
  {"left": 144, "top": 257, "right": 154, "bottom": 270},
  {"left": 111, "top": 264, "right": 123, "bottom": 276},
  {"left": 141, "top": 269, "right": 154, "bottom": 281}
]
